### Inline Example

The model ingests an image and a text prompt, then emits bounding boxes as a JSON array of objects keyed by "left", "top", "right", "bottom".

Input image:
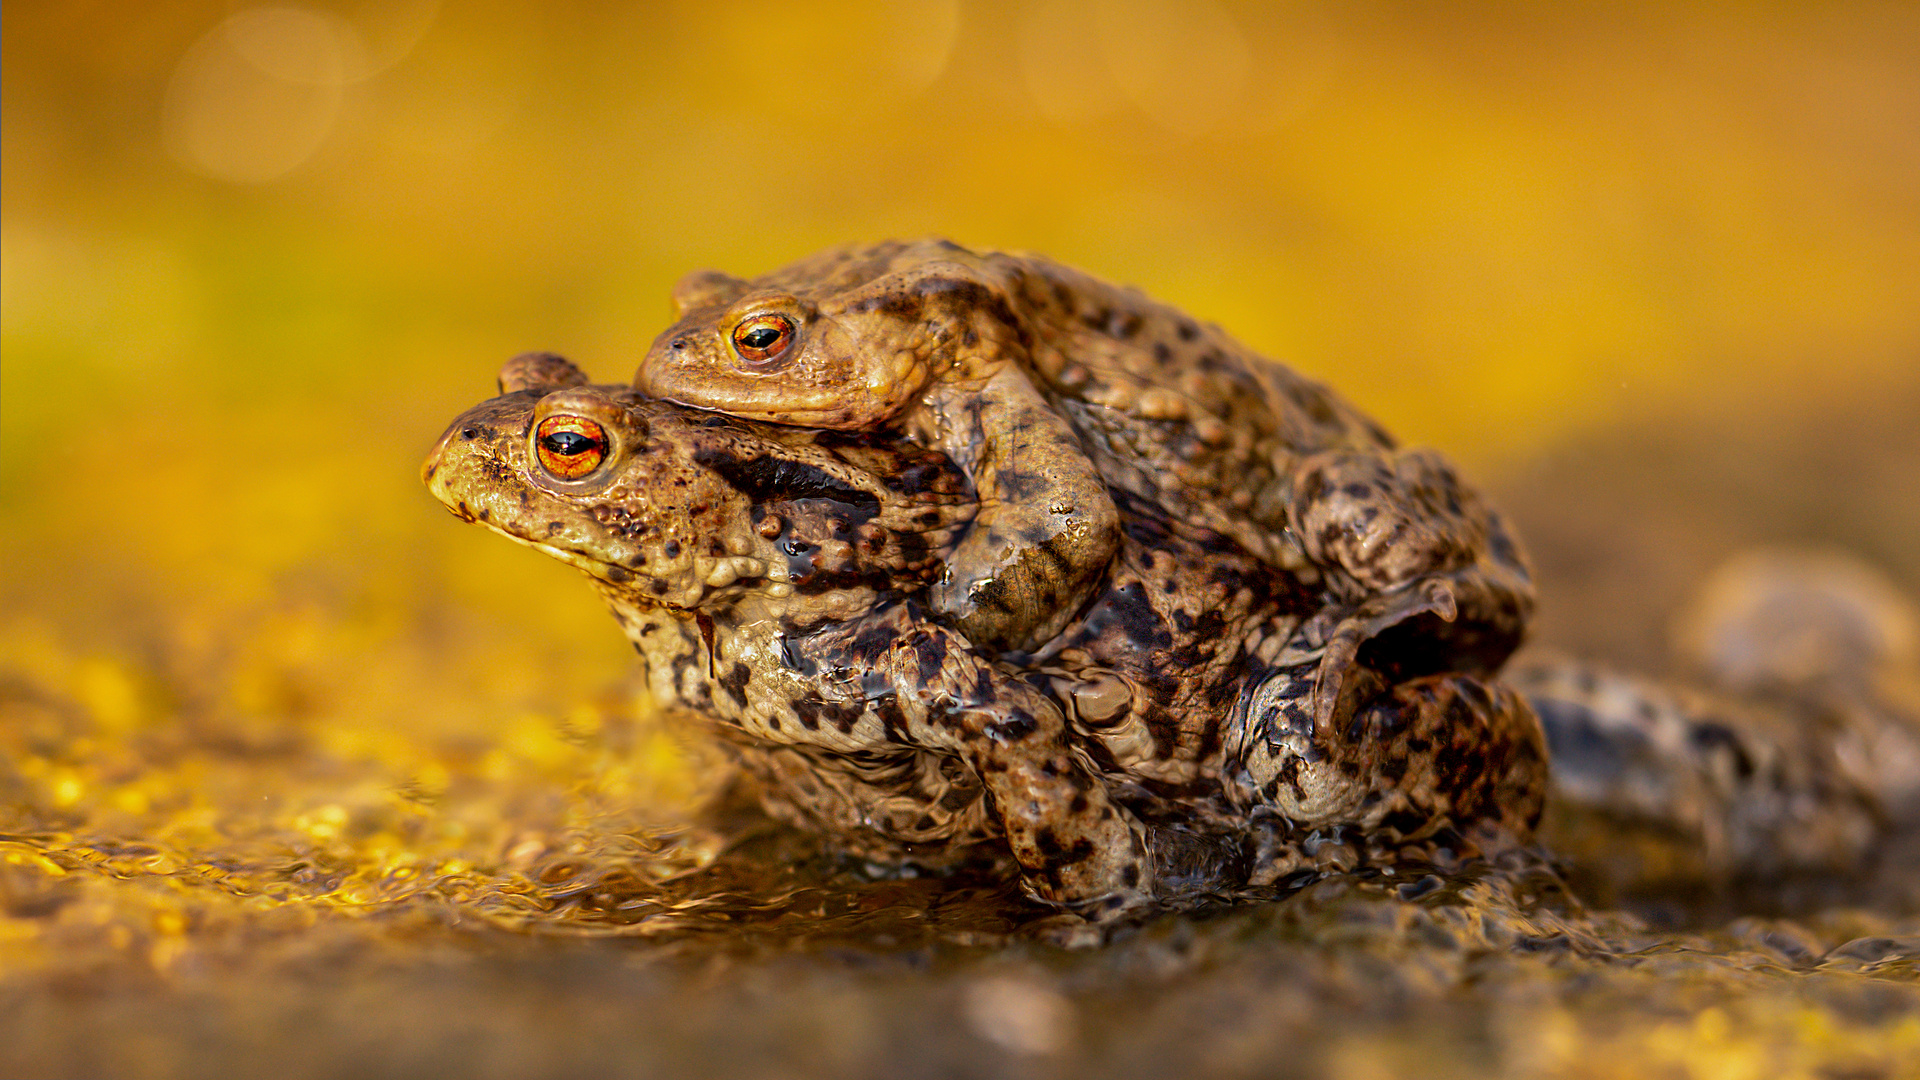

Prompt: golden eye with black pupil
[
  {"left": 731, "top": 314, "right": 796, "bottom": 364},
  {"left": 535, "top": 415, "right": 608, "bottom": 479}
]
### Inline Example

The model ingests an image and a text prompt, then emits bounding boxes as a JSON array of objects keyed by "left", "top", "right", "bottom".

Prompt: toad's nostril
[{"left": 671, "top": 338, "right": 687, "bottom": 351}]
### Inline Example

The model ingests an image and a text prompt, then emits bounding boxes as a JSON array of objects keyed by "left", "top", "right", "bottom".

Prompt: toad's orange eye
[
  {"left": 730, "top": 314, "right": 796, "bottom": 365},
  {"left": 535, "top": 415, "right": 607, "bottom": 480}
]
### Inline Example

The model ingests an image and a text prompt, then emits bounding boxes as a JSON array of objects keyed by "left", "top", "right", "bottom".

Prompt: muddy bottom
[{"left": 5, "top": 381, "right": 1919, "bottom": 1079}]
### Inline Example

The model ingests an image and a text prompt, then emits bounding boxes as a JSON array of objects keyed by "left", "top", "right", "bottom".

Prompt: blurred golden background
[
  {"left": 8, "top": 0, "right": 1918, "bottom": 690},
  {"left": 4, "top": 3, "right": 1920, "bottom": 1075}
]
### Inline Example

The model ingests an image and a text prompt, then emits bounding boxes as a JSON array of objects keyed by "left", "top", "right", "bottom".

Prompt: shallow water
[{"left": 5, "top": 813, "right": 1918, "bottom": 1079}]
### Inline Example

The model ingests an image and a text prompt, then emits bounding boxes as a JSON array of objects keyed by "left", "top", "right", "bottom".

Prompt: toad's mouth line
[{"left": 474, "top": 520, "right": 783, "bottom": 610}]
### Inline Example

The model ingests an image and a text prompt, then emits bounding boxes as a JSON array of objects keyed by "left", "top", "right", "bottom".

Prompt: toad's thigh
[{"left": 1243, "top": 672, "right": 1548, "bottom": 839}]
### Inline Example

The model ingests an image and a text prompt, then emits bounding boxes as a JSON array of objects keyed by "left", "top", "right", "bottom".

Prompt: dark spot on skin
[
  {"left": 970, "top": 577, "right": 1017, "bottom": 615},
  {"left": 970, "top": 669, "right": 996, "bottom": 705},
  {"left": 874, "top": 292, "right": 926, "bottom": 320},
  {"left": 692, "top": 612, "right": 716, "bottom": 677},
  {"left": 1033, "top": 828, "right": 1065, "bottom": 858},
  {"left": 871, "top": 276, "right": 1028, "bottom": 350},
  {"left": 912, "top": 633, "right": 949, "bottom": 684},
  {"left": 792, "top": 700, "right": 823, "bottom": 731},
  {"left": 1153, "top": 341, "right": 1172, "bottom": 364},
  {"left": 1081, "top": 580, "right": 1175, "bottom": 654},
  {"left": 696, "top": 449, "right": 882, "bottom": 519},
  {"left": 794, "top": 697, "right": 862, "bottom": 734},
  {"left": 604, "top": 566, "right": 632, "bottom": 584},
  {"left": 718, "top": 662, "right": 750, "bottom": 707},
  {"left": 664, "top": 539, "right": 681, "bottom": 558},
  {"left": 1296, "top": 469, "right": 1328, "bottom": 507},
  {"left": 853, "top": 621, "right": 897, "bottom": 663},
  {"left": 1690, "top": 721, "right": 1756, "bottom": 779},
  {"left": 1176, "top": 320, "right": 1198, "bottom": 341},
  {"left": 791, "top": 564, "right": 894, "bottom": 596},
  {"left": 1033, "top": 535, "right": 1074, "bottom": 577},
  {"left": 1288, "top": 383, "right": 1340, "bottom": 427},
  {"left": 825, "top": 700, "right": 862, "bottom": 733},
  {"left": 1203, "top": 672, "right": 1239, "bottom": 711},
  {"left": 882, "top": 453, "right": 963, "bottom": 496},
  {"left": 872, "top": 694, "right": 908, "bottom": 740},
  {"left": 1372, "top": 746, "right": 1408, "bottom": 785}
]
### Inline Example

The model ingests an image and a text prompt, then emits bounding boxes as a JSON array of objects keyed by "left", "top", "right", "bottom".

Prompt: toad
[
  {"left": 632, "top": 240, "right": 1536, "bottom": 729},
  {"left": 424, "top": 356, "right": 1549, "bottom": 916}
]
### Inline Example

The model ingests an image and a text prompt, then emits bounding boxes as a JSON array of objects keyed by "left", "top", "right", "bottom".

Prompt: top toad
[{"left": 636, "top": 239, "right": 1534, "bottom": 735}]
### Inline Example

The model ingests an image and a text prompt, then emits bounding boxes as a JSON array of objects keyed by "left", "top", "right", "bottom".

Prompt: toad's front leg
[
  {"left": 943, "top": 691, "right": 1149, "bottom": 915},
  {"left": 809, "top": 606, "right": 1151, "bottom": 916},
  {"left": 924, "top": 369, "right": 1119, "bottom": 652}
]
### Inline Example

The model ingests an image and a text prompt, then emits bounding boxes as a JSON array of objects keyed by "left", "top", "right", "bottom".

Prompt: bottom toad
[{"left": 423, "top": 356, "right": 1548, "bottom": 919}]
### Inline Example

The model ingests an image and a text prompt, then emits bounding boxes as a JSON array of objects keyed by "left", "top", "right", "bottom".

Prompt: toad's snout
[
  {"left": 421, "top": 412, "right": 509, "bottom": 522},
  {"left": 421, "top": 419, "right": 482, "bottom": 487}
]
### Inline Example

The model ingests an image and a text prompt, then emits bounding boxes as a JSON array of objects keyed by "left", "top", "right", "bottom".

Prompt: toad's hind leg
[
  {"left": 1242, "top": 672, "right": 1549, "bottom": 870},
  {"left": 930, "top": 369, "right": 1120, "bottom": 652},
  {"left": 1286, "top": 446, "right": 1534, "bottom": 732}
]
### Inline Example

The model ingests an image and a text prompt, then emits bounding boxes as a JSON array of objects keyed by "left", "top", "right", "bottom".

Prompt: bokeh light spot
[
  {"left": 161, "top": 6, "right": 361, "bottom": 183},
  {"left": 1095, "top": 0, "right": 1252, "bottom": 136}
]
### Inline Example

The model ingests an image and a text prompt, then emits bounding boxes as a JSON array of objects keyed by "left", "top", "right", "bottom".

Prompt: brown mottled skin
[
  {"left": 633, "top": 240, "right": 1536, "bottom": 754},
  {"left": 425, "top": 355, "right": 1549, "bottom": 916}
]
